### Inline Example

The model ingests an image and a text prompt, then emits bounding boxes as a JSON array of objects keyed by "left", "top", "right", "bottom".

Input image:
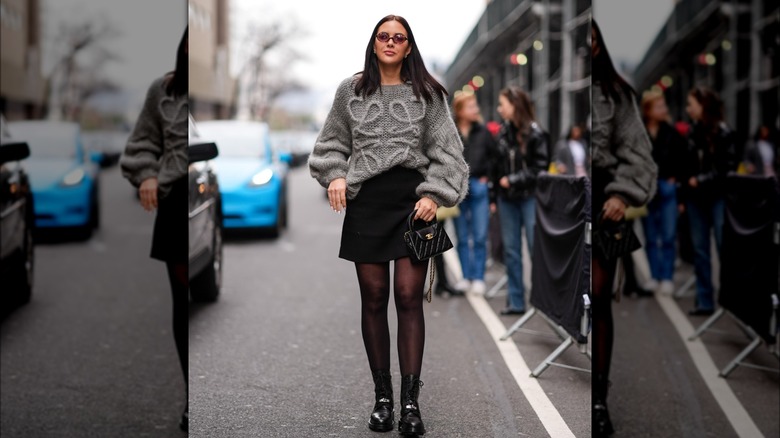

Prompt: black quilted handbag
[
  {"left": 403, "top": 210, "right": 454, "bottom": 302},
  {"left": 593, "top": 218, "right": 642, "bottom": 260}
]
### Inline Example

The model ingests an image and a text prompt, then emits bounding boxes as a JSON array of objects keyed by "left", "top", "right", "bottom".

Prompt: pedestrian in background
[
  {"left": 641, "top": 91, "right": 687, "bottom": 295},
  {"left": 743, "top": 124, "right": 780, "bottom": 178},
  {"left": 591, "top": 20, "right": 657, "bottom": 436},
  {"left": 488, "top": 86, "right": 549, "bottom": 316},
  {"left": 680, "top": 86, "right": 738, "bottom": 316},
  {"left": 555, "top": 124, "right": 590, "bottom": 177},
  {"left": 308, "top": 15, "right": 468, "bottom": 436},
  {"left": 452, "top": 93, "right": 495, "bottom": 295},
  {"left": 119, "top": 27, "right": 189, "bottom": 432}
]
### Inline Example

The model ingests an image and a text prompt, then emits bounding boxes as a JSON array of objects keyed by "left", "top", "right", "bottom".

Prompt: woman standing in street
[
  {"left": 591, "top": 21, "right": 657, "bottom": 436},
  {"left": 488, "top": 86, "right": 549, "bottom": 316},
  {"left": 452, "top": 93, "right": 495, "bottom": 295},
  {"left": 119, "top": 28, "right": 189, "bottom": 431},
  {"left": 641, "top": 91, "right": 687, "bottom": 295},
  {"left": 680, "top": 86, "right": 738, "bottom": 316},
  {"left": 308, "top": 15, "right": 468, "bottom": 436}
]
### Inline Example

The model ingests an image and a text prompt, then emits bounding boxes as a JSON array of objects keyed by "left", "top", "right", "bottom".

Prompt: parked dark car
[
  {"left": 0, "top": 115, "right": 35, "bottom": 306},
  {"left": 188, "top": 115, "right": 223, "bottom": 302}
]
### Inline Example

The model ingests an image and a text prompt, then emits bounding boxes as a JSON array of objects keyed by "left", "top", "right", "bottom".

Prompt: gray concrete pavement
[{"left": 1, "top": 165, "right": 187, "bottom": 437}]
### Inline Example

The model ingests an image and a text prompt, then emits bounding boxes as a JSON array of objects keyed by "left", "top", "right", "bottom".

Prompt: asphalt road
[
  {"left": 609, "top": 261, "right": 780, "bottom": 438},
  {"left": 1, "top": 164, "right": 187, "bottom": 437},
  {"left": 189, "top": 166, "right": 591, "bottom": 437}
]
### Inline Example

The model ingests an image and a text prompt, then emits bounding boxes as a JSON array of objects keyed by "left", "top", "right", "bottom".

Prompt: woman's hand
[
  {"left": 139, "top": 177, "right": 158, "bottom": 211},
  {"left": 602, "top": 196, "right": 626, "bottom": 222},
  {"left": 328, "top": 178, "right": 347, "bottom": 213},
  {"left": 499, "top": 176, "right": 510, "bottom": 189},
  {"left": 414, "top": 197, "right": 438, "bottom": 222},
  {"left": 490, "top": 202, "right": 497, "bottom": 214}
]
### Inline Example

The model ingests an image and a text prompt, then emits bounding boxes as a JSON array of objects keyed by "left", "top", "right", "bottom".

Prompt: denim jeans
[
  {"left": 497, "top": 196, "right": 536, "bottom": 311},
  {"left": 453, "top": 178, "right": 490, "bottom": 281},
  {"left": 642, "top": 179, "right": 678, "bottom": 281},
  {"left": 686, "top": 197, "right": 725, "bottom": 310}
]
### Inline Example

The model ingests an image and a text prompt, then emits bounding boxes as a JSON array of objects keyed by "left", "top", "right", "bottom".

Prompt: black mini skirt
[
  {"left": 339, "top": 166, "right": 425, "bottom": 263},
  {"left": 150, "top": 175, "right": 188, "bottom": 263}
]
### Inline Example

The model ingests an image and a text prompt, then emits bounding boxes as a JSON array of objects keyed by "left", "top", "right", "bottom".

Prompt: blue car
[
  {"left": 7, "top": 121, "right": 100, "bottom": 238},
  {"left": 196, "top": 120, "right": 290, "bottom": 237}
]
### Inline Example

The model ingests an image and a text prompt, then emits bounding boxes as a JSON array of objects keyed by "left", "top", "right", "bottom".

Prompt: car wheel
[
  {"left": 12, "top": 197, "right": 35, "bottom": 305},
  {"left": 90, "top": 188, "right": 100, "bottom": 230},
  {"left": 280, "top": 189, "right": 288, "bottom": 229},
  {"left": 190, "top": 217, "right": 222, "bottom": 302}
]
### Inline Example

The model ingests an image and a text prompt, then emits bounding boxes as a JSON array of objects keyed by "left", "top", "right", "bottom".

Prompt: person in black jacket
[
  {"left": 680, "top": 86, "right": 738, "bottom": 316},
  {"left": 640, "top": 91, "right": 687, "bottom": 296},
  {"left": 489, "top": 86, "right": 549, "bottom": 315},
  {"left": 451, "top": 93, "right": 495, "bottom": 295}
]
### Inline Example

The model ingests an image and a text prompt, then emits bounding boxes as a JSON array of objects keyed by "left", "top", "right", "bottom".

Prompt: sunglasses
[{"left": 376, "top": 32, "right": 408, "bottom": 45}]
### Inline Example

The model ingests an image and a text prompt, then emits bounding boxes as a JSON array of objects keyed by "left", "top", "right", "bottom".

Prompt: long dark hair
[
  {"left": 500, "top": 86, "right": 536, "bottom": 149},
  {"left": 354, "top": 15, "right": 447, "bottom": 103},
  {"left": 164, "top": 27, "right": 187, "bottom": 97},
  {"left": 688, "top": 86, "right": 724, "bottom": 133},
  {"left": 592, "top": 20, "right": 634, "bottom": 103}
]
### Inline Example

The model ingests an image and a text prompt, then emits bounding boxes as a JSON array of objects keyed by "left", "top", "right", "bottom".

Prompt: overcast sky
[
  {"left": 41, "top": 0, "right": 186, "bottom": 119},
  {"left": 231, "top": 0, "right": 486, "bottom": 120},
  {"left": 593, "top": 0, "right": 674, "bottom": 81}
]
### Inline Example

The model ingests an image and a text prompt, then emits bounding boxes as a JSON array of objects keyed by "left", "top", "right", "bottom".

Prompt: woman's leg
[
  {"left": 498, "top": 198, "right": 525, "bottom": 311},
  {"left": 592, "top": 252, "right": 617, "bottom": 435},
  {"left": 454, "top": 185, "right": 474, "bottom": 281},
  {"left": 165, "top": 262, "right": 188, "bottom": 386},
  {"left": 471, "top": 180, "right": 491, "bottom": 281},
  {"left": 592, "top": 253, "right": 617, "bottom": 403},
  {"left": 393, "top": 257, "right": 428, "bottom": 376},
  {"left": 355, "top": 263, "right": 392, "bottom": 371},
  {"left": 659, "top": 183, "right": 678, "bottom": 281}
]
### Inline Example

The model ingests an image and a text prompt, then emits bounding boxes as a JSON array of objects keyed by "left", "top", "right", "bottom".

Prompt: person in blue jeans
[
  {"left": 452, "top": 93, "right": 495, "bottom": 294},
  {"left": 640, "top": 92, "right": 687, "bottom": 295},
  {"left": 680, "top": 87, "right": 738, "bottom": 316},
  {"left": 488, "top": 87, "right": 549, "bottom": 315}
]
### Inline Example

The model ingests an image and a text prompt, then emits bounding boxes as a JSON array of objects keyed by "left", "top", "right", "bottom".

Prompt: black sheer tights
[
  {"left": 355, "top": 258, "right": 428, "bottom": 376},
  {"left": 592, "top": 254, "right": 617, "bottom": 403},
  {"left": 166, "top": 262, "right": 188, "bottom": 404}
]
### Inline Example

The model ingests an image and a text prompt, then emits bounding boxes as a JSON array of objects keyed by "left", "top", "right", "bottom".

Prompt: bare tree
[
  {"left": 233, "top": 18, "right": 308, "bottom": 121},
  {"left": 46, "top": 17, "right": 121, "bottom": 122}
]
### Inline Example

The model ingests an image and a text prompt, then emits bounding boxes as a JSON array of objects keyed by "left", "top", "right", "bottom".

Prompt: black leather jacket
[
  {"left": 489, "top": 121, "right": 550, "bottom": 202},
  {"left": 679, "top": 121, "right": 738, "bottom": 203}
]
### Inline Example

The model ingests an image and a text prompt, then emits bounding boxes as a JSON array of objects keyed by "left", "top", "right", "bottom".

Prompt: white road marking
[
  {"left": 654, "top": 293, "right": 764, "bottom": 437},
  {"left": 465, "top": 292, "right": 576, "bottom": 438}
]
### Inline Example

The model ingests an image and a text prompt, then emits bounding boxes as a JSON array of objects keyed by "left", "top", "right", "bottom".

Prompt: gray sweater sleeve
[
  {"left": 605, "top": 94, "right": 657, "bottom": 206},
  {"left": 416, "top": 92, "right": 470, "bottom": 208},
  {"left": 308, "top": 78, "right": 353, "bottom": 188},
  {"left": 120, "top": 78, "right": 165, "bottom": 188}
]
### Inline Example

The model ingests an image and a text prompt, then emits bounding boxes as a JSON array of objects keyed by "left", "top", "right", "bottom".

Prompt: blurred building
[
  {"left": 634, "top": 0, "right": 779, "bottom": 145},
  {"left": 0, "top": 0, "right": 45, "bottom": 120},
  {"left": 189, "top": 0, "right": 234, "bottom": 120},
  {"left": 445, "top": 0, "right": 591, "bottom": 146}
]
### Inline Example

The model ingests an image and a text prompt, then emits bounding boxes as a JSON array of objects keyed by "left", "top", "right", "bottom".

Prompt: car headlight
[
  {"left": 249, "top": 169, "right": 273, "bottom": 187},
  {"left": 61, "top": 168, "right": 85, "bottom": 186}
]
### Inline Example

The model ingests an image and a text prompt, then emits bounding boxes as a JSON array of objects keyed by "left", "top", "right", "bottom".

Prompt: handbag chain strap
[{"left": 426, "top": 260, "right": 435, "bottom": 303}]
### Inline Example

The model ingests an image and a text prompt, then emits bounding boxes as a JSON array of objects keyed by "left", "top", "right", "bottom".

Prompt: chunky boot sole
[
  {"left": 398, "top": 420, "right": 426, "bottom": 436},
  {"left": 368, "top": 417, "right": 394, "bottom": 432}
]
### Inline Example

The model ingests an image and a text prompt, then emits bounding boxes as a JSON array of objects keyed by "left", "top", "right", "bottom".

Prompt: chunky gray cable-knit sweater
[
  {"left": 120, "top": 76, "right": 188, "bottom": 199},
  {"left": 308, "top": 76, "right": 469, "bottom": 208},
  {"left": 592, "top": 83, "right": 657, "bottom": 206}
]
